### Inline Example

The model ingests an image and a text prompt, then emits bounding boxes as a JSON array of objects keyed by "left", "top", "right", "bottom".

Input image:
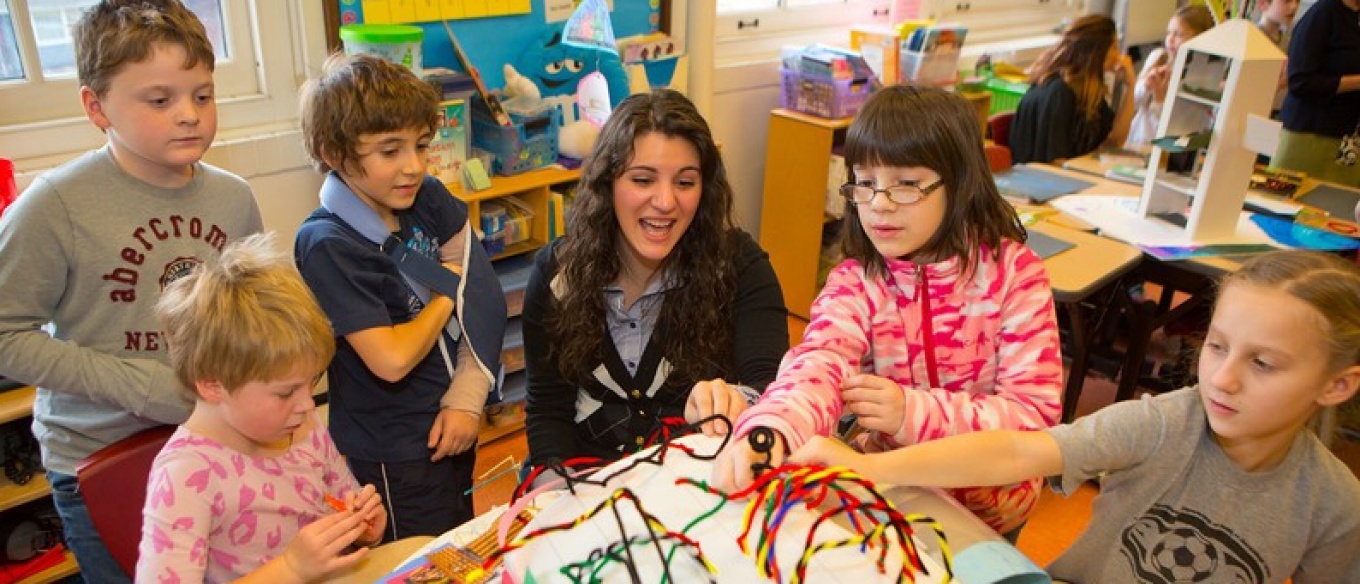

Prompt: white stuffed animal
[{"left": 502, "top": 63, "right": 541, "bottom": 100}]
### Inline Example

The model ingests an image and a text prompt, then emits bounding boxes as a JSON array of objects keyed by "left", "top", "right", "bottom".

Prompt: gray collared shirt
[{"left": 603, "top": 273, "right": 676, "bottom": 375}]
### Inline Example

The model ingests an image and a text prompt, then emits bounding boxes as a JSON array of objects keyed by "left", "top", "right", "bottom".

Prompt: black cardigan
[
  {"left": 522, "top": 229, "right": 789, "bottom": 464},
  {"left": 1011, "top": 76, "right": 1115, "bottom": 165},
  {"left": 1281, "top": 0, "right": 1360, "bottom": 138}
]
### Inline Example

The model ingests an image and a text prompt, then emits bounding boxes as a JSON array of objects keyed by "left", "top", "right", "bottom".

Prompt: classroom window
[{"left": 0, "top": 0, "right": 318, "bottom": 165}]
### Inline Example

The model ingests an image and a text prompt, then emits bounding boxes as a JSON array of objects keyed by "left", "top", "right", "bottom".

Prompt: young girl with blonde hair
[
  {"left": 793, "top": 250, "right": 1360, "bottom": 582},
  {"left": 1125, "top": 5, "right": 1216, "bottom": 153},
  {"left": 140, "top": 233, "right": 386, "bottom": 583}
]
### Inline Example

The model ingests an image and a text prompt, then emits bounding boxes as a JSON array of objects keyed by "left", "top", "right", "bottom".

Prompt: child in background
[
  {"left": 139, "top": 233, "right": 386, "bottom": 583},
  {"left": 792, "top": 249, "right": 1360, "bottom": 582},
  {"left": 1257, "top": 0, "right": 1300, "bottom": 48},
  {"left": 0, "top": 1, "right": 262, "bottom": 580},
  {"left": 295, "top": 53, "right": 506, "bottom": 542},
  {"left": 1125, "top": 5, "right": 1215, "bottom": 153},
  {"left": 1010, "top": 15, "right": 1137, "bottom": 164},
  {"left": 714, "top": 85, "right": 1062, "bottom": 540},
  {"left": 1256, "top": 0, "right": 1300, "bottom": 115}
]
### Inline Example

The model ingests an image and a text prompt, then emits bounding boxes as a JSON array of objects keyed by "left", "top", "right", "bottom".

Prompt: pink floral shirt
[
  {"left": 736, "top": 240, "right": 1062, "bottom": 533},
  {"left": 136, "top": 415, "right": 360, "bottom": 583}
]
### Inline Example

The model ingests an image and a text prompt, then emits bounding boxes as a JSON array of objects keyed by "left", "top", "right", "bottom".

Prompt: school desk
[
  {"left": 353, "top": 457, "right": 1047, "bottom": 584},
  {"left": 1025, "top": 220, "right": 1143, "bottom": 422},
  {"left": 336, "top": 536, "right": 437, "bottom": 584},
  {"left": 1022, "top": 163, "right": 1232, "bottom": 405}
]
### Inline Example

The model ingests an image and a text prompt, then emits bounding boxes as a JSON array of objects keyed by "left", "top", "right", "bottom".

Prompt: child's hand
[
  {"left": 281, "top": 510, "right": 369, "bottom": 582},
  {"left": 711, "top": 427, "right": 787, "bottom": 491},
  {"left": 1118, "top": 55, "right": 1137, "bottom": 87},
  {"left": 1146, "top": 64, "right": 1170, "bottom": 101},
  {"left": 788, "top": 436, "right": 865, "bottom": 471},
  {"left": 428, "top": 408, "right": 480, "bottom": 461},
  {"left": 345, "top": 484, "right": 387, "bottom": 546},
  {"left": 842, "top": 374, "right": 906, "bottom": 437},
  {"left": 685, "top": 379, "right": 748, "bottom": 436}
]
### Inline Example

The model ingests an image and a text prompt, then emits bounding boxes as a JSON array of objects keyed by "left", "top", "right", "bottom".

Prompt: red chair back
[
  {"left": 984, "top": 143, "right": 1013, "bottom": 173},
  {"left": 988, "top": 111, "right": 1016, "bottom": 149},
  {"left": 75, "top": 425, "right": 176, "bottom": 577}
]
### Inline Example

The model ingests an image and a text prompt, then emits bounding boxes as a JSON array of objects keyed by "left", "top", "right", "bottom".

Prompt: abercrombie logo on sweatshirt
[{"left": 101, "top": 214, "right": 230, "bottom": 303}]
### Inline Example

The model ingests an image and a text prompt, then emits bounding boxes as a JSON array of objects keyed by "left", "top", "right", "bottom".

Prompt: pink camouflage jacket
[{"left": 735, "top": 238, "right": 1063, "bottom": 534}]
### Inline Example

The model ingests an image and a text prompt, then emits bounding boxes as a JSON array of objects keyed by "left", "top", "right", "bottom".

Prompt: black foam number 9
[{"left": 748, "top": 427, "right": 776, "bottom": 477}]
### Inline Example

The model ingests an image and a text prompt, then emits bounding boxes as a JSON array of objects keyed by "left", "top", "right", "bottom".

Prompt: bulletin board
[
  {"left": 337, "top": 0, "right": 534, "bottom": 25},
  {"left": 327, "top": 0, "right": 670, "bottom": 90}
]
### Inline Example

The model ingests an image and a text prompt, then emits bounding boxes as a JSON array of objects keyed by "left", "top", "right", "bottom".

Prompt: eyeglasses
[{"left": 839, "top": 179, "right": 944, "bottom": 206}]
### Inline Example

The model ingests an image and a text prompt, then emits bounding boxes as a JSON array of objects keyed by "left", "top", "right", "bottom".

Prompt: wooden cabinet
[
  {"left": 758, "top": 109, "right": 852, "bottom": 320},
  {"left": 0, "top": 387, "right": 81, "bottom": 584},
  {"left": 917, "top": 0, "right": 1071, "bottom": 44},
  {"left": 446, "top": 166, "right": 579, "bottom": 404}
]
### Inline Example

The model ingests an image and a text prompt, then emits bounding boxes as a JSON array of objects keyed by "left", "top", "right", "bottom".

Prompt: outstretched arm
[{"left": 789, "top": 430, "right": 1063, "bottom": 488}]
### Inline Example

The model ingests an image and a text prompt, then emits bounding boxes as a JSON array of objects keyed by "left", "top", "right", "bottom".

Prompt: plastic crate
[
  {"left": 494, "top": 254, "right": 534, "bottom": 318},
  {"left": 984, "top": 76, "right": 1030, "bottom": 115},
  {"left": 780, "top": 68, "right": 874, "bottom": 119},
  {"left": 480, "top": 196, "right": 535, "bottom": 248},
  {"left": 472, "top": 100, "right": 561, "bottom": 176}
]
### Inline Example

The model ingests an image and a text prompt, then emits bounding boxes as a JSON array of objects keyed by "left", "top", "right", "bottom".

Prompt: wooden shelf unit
[
  {"left": 758, "top": 109, "right": 853, "bottom": 319},
  {"left": 0, "top": 386, "right": 81, "bottom": 583}
]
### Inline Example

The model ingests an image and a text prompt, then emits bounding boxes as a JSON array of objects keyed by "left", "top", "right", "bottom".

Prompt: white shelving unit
[{"left": 1137, "top": 19, "right": 1286, "bottom": 243}]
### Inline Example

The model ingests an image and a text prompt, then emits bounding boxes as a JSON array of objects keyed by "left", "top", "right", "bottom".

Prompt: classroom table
[
  {"left": 337, "top": 536, "right": 437, "bottom": 584},
  {"left": 345, "top": 450, "right": 1049, "bottom": 584},
  {"left": 1023, "top": 163, "right": 1239, "bottom": 404},
  {"left": 1026, "top": 220, "right": 1143, "bottom": 422}
]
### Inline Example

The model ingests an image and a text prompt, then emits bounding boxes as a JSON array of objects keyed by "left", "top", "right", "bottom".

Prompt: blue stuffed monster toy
[{"left": 515, "top": 24, "right": 629, "bottom": 108}]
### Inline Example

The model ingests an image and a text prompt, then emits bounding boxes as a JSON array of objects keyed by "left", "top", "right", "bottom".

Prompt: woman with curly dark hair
[{"left": 522, "top": 90, "right": 788, "bottom": 469}]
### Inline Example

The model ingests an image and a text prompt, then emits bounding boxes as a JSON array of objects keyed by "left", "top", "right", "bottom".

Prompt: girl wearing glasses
[{"left": 714, "top": 85, "right": 1062, "bottom": 542}]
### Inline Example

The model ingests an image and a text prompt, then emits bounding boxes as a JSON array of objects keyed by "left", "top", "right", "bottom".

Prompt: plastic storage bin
[
  {"left": 340, "top": 24, "right": 422, "bottom": 71},
  {"left": 472, "top": 98, "right": 561, "bottom": 176},
  {"left": 494, "top": 255, "right": 534, "bottom": 318},
  {"left": 479, "top": 196, "right": 535, "bottom": 256},
  {"left": 501, "top": 319, "right": 525, "bottom": 374},
  {"left": 780, "top": 68, "right": 874, "bottom": 119},
  {"left": 984, "top": 76, "right": 1030, "bottom": 115}
]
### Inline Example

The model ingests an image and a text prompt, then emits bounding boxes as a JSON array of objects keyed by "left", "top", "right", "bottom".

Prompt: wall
[{"left": 690, "top": 1, "right": 1098, "bottom": 240}]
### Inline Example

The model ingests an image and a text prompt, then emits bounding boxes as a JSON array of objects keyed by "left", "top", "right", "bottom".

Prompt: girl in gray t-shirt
[{"left": 790, "top": 250, "right": 1360, "bottom": 583}]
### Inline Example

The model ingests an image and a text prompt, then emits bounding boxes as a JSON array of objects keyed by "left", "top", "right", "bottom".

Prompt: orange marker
[{"left": 324, "top": 494, "right": 347, "bottom": 512}]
